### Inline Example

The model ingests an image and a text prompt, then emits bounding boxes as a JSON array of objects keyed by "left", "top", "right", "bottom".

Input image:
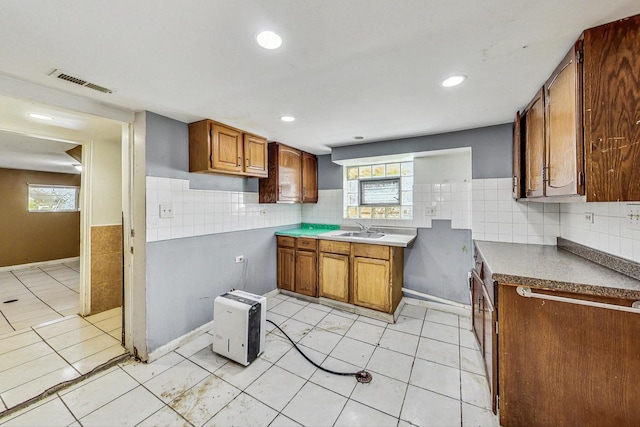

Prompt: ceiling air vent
[{"left": 48, "top": 69, "right": 113, "bottom": 94}]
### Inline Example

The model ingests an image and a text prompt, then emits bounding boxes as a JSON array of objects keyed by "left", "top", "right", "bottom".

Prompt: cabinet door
[
  {"left": 481, "top": 281, "right": 497, "bottom": 414},
  {"left": 243, "top": 134, "right": 268, "bottom": 177},
  {"left": 301, "top": 152, "right": 318, "bottom": 203},
  {"left": 471, "top": 270, "right": 485, "bottom": 352},
  {"left": 544, "top": 43, "right": 584, "bottom": 197},
  {"left": 211, "top": 124, "right": 243, "bottom": 173},
  {"left": 512, "top": 111, "right": 524, "bottom": 199},
  {"left": 319, "top": 253, "right": 349, "bottom": 302},
  {"left": 278, "top": 146, "right": 302, "bottom": 202},
  {"left": 295, "top": 250, "right": 317, "bottom": 297},
  {"left": 584, "top": 15, "right": 640, "bottom": 201},
  {"left": 524, "top": 89, "right": 545, "bottom": 198},
  {"left": 353, "top": 257, "right": 390, "bottom": 312},
  {"left": 277, "top": 247, "right": 295, "bottom": 291}
]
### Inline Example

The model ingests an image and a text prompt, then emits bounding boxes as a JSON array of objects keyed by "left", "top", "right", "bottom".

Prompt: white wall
[
  {"left": 414, "top": 149, "right": 471, "bottom": 185},
  {"left": 90, "top": 137, "right": 122, "bottom": 226}
]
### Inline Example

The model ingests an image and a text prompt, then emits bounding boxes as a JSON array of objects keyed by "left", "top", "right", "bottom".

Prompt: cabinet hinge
[
  {"left": 130, "top": 229, "right": 135, "bottom": 238},
  {"left": 577, "top": 49, "right": 583, "bottom": 64},
  {"left": 130, "top": 246, "right": 134, "bottom": 254},
  {"left": 495, "top": 321, "right": 498, "bottom": 335},
  {"left": 578, "top": 171, "right": 584, "bottom": 186}
]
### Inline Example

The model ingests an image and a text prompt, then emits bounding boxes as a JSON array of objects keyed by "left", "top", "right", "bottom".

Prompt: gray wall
[
  {"left": 146, "top": 111, "right": 258, "bottom": 192},
  {"left": 144, "top": 112, "right": 296, "bottom": 352},
  {"left": 404, "top": 221, "right": 473, "bottom": 304},
  {"left": 146, "top": 225, "right": 290, "bottom": 351},
  {"left": 331, "top": 123, "right": 512, "bottom": 179},
  {"left": 317, "top": 154, "right": 343, "bottom": 190}
]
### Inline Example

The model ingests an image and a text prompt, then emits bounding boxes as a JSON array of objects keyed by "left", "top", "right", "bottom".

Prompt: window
[
  {"left": 28, "top": 185, "right": 79, "bottom": 212},
  {"left": 344, "top": 161, "right": 413, "bottom": 219}
]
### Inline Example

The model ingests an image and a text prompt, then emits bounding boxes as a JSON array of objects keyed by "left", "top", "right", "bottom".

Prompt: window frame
[
  {"left": 359, "top": 177, "right": 401, "bottom": 206},
  {"left": 28, "top": 184, "right": 80, "bottom": 213}
]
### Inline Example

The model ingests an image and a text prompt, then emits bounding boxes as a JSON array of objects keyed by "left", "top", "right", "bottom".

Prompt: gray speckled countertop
[{"left": 474, "top": 241, "right": 640, "bottom": 300}]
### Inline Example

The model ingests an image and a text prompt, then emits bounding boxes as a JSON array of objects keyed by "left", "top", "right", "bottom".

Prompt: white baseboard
[
  {"left": 0, "top": 257, "right": 80, "bottom": 273},
  {"left": 146, "top": 320, "right": 214, "bottom": 363},
  {"left": 403, "top": 296, "right": 471, "bottom": 317}
]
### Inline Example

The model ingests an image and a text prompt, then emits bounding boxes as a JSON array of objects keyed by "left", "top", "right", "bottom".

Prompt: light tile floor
[
  {"left": 0, "top": 307, "right": 125, "bottom": 412},
  {"left": 0, "top": 260, "right": 81, "bottom": 334},
  {"left": 0, "top": 294, "right": 500, "bottom": 426}
]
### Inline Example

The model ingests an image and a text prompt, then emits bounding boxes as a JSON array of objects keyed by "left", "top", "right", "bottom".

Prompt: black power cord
[{"left": 266, "top": 319, "right": 373, "bottom": 383}]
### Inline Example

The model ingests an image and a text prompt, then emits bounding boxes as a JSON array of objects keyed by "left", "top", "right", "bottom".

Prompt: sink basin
[{"left": 338, "top": 231, "right": 385, "bottom": 239}]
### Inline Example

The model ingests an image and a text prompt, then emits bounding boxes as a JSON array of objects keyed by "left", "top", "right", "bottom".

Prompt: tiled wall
[
  {"left": 145, "top": 176, "right": 301, "bottom": 242},
  {"left": 302, "top": 182, "right": 472, "bottom": 229},
  {"left": 471, "top": 178, "right": 560, "bottom": 245},
  {"left": 560, "top": 202, "right": 640, "bottom": 263}
]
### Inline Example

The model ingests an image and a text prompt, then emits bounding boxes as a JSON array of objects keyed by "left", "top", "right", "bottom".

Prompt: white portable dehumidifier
[{"left": 211, "top": 290, "right": 266, "bottom": 366}]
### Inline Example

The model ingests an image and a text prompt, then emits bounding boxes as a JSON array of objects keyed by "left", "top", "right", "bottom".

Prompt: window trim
[
  {"left": 359, "top": 177, "right": 401, "bottom": 206},
  {"left": 28, "top": 184, "right": 80, "bottom": 213}
]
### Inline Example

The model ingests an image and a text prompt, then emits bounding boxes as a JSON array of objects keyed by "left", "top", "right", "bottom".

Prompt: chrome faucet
[{"left": 356, "top": 222, "right": 368, "bottom": 232}]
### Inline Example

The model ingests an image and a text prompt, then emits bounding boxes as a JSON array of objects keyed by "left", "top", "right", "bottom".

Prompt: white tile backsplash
[
  {"left": 146, "top": 176, "right": 301, "bottom": 242},
  {"left": 560, "top": 202, "right": 640, "bottom": 262},
  {"left": 470, "top": 178, "right": 560, "bottom": 245}
]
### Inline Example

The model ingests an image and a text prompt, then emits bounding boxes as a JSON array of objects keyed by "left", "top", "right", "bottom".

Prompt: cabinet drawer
[
  {"left": 296, "top": 238, "right": 317, "bottom": 251},
  {"left": 353, "top": 243, "right": 390, "bottom": 260},
  {"left": 277, "top": 236, "right": 295, "bottom": 248},
  {"left": 319, "top": 240, "right": 351, "bottom": 255}
]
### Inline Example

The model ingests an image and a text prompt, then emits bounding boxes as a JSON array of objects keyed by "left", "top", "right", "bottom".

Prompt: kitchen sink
[{"left": 338, "top": 231, "right": 385, "bottom": 239}]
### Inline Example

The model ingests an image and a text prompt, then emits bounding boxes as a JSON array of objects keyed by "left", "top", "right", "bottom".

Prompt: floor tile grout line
[
  {"left": 31, "top": 326, "right": 83, "bottom": 378},
  {"left": 7, "top": 269, "right": 73, "bottom": 326},
  {"left": 57, "top": 392, "right": 82, "bottom": 426},
  {"left": 36, "top": 265, "right": 80, "bottom": 295},
  {"left": 0, "top": 308, "right": 15, "bottom": 333}
]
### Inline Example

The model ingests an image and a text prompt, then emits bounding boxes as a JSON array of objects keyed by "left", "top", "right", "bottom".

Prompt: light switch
[{"left": 159, "top": 203, "right": 174, "bottom": 218}]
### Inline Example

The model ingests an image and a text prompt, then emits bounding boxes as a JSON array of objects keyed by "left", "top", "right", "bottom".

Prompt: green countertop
[{"left": 276, "top": 223, "right": 340, "bottom": 237}]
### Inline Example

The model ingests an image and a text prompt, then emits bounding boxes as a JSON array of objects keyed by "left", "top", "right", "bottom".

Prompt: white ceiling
[
  {"left": 0, "top": 95, "right": 122, "bottom": 174},
  {"left": 0, "top": 1, "right": 639, "bottom": 156}
]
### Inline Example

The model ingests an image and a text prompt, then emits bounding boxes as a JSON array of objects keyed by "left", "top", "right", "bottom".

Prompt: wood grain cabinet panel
[
  {"left": 302, "top": 152, "right": 318, "bottom": 203},
  {"left": 584, "top": 14, "right": 640, "bottom": 201},
  {"left": 277, "top": 247, "right": 295, "bottom": 291},
  {"left": 318, "top": 252, "right": 349, "bottom": 302},
  {"left": 544, "top": 43, "right": 584, "bottom": 197},
  {"left": 295, "top": 250, "right": 317, "bottom": 297},
  {"left": 260, "top": 142, "right": 319, "bottom": 204},
  {"left": 188, "top": 120, "right": 268, "bottom": 177},
  {"left": 352, "top": 257, "right": 390, "bottom": 312},
  {"left": 512, "top": 111, "right": 524, "bottom": 199},
  {"left": 524, "top": 89, "right": 545, "bottom": 198},
  {"left": 498, "top": 284, "right": 640, "bottom": 426}
]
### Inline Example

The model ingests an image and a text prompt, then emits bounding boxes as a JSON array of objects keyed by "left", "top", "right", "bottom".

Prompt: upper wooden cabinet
[
  {"left": 544, "top": 43, "right": 584, "bottom": 197},
  {"left": 523, "top": 90, "right": 545, "bottom": 198},
  {"left": 515, "top": 14, "right": 640, "bottom": 202},
  {"left": 583, "top": 14, "right": 640, "bottom": 201},
  {"left": 259, "top": 142, "right": 318, "bottom": 203},
  {"left": 188, "top": 120, "right": 268, "bottom": 178},
  {"left": 302, "top": 152, "right": 318, "bottom": 203},
  {"left": 512, "top": 111, "right": 524, "bottom": 199}
]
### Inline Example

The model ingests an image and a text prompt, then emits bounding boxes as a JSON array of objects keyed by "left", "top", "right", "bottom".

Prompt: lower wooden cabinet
[
  {"left": 279, "top": 237, "right": 404, "bottom": 315},
  {"left": 276, "top": 236, "right": 317, "bottom": 297},
  {"left": 318, "top": 252, "right": 349, "bottom": 302},
  {"left": 277, "top": 246, "right": 295, "bottom": 292},
  {"left": 295, "top": 243, "right": 317, "bottom": 297},
  {"left": 353, "top": 257, "right": 390, "bottom": 312},
  {"left": 498, "top": 284, "right": 640, "bottom": 426}
]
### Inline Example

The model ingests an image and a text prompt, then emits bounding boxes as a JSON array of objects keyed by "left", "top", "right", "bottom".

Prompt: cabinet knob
[
  {"left": 246, "top": 158, "right": 250, "bottom": 166},
  {"left": 238, "top": 157, "right": 242, "bottom": 166}
]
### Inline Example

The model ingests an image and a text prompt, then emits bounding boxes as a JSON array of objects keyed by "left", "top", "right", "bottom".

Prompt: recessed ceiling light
[
  {"left": 257, "top": 31, "right": 282, "bottom": 50},
  {"left": 441, "top": 75, "right": 467, "bottom": 87},
  {"left": 280, "top": 115, "right": 295, "bottom": 122},
  {"left": 73, "top": 164, "right": 83, "bottom": 172},
  {"left": 28, "top": 113, "right": 53, "bottom": 120},
  {"left": 353, "top": 136, "right": 364, "bottom": 140}
]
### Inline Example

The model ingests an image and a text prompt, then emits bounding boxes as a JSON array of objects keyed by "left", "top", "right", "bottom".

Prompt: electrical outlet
[
  {"left": 584, "top": 212, "right": 594, "bottom": 224},
  {"left": 159, "top": 203, "right": 174, "bottom": 218},
  {"left": 260, "top": 209, "right": 268, "bottom": 216},
  {"left": 235, "top": 255, "right": 245, "bottom": 263},
  {"left": 625, "top": 204, "right": 640, "bottom": 230},
  {"left": 424, "top": 206, "right": 436, "bottom": 216}
]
